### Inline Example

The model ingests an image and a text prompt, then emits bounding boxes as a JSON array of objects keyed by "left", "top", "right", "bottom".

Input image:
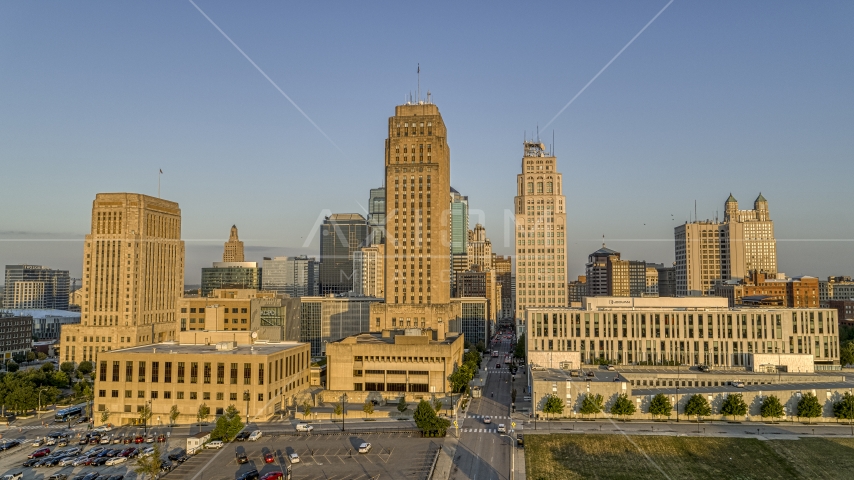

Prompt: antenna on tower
[
  {"left": 695, "top": 200, "right": 698, "bottom": 222},
  {"left": 537, "top": 124, "right": 540, "bottom": 142},
  {"left": 552, "top": 130, "right": 555, "bottom": 155},
  {"left": 417, "top": 63, "right": 420, "bottom": 103}
]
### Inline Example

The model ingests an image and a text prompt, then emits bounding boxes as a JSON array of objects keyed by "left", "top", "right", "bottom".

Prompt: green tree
[
  {"left": 448, "top": 364, "right": 473, "bottom": 393},
  {"left": 797, "top": 392, "right": 823, "bottom": 424},
  {"left": 648, "top": 393, "right": 673, "bottom": 419},
  {"left": 833, "top": 392, "right": 854, "bottom": 424},
  {"left": 134, "top": 441, "right": 162, "bottom": 480},
  {"left": 760, "top": 395, "right": 785, "bottom": 420},
  {"left": 413, "top": 399, "right": 450, "bottom": 436},
  {"left": 396, "top": 397, "right": 409, "bottom": 416},
  {"left": 333, "top": 403, "right": 342, "bottom": 418},
  {"left": 542, "top": 394, "right": 564, "bottom": 419},
  {"left": 6, "top": 361, "right": 18, "bottom": 373},
  {"left": 475, "top": 341, "right": 486, "bottom": 353},
  {"left": 197, "top": 403, "right": 210, "bottom": 424},
  {"left": 684, "top": 394, "right": 711, "bottom": 424},
  {"left": 720, "top": 393, "right": 748, "bottom": 420},
  {"left": 363, "top": 400, "right": 374, "bottom": 418},
  {"left": 139, "top": 403, "right": 152, "bottom": 426},
  {"left": 26, "top": 351, "right": 36, "bottom": 363},
  {"left": 211, "top": 405, "right": 243, "bottom": 442},
  {"left": 610, "top": 393, "right": 637, "bottom": 421},
  {"left": 301, "top": 400, "right": 312, "bottom": 420},
  {"left": 77, "top": 360, "right": 94, "bottom": 377},
  {"left": 464, "top": 350, "right": 482, "bottom": 369},
  {"left": 41, "top": 362, "right": 55, "bottom": 373},
  {"left": 431, "top": 397, "right": 443, "bottom": 413},
  {"left": 36, "top": 352, "right": 47, "bottom": 361},
  {"left": 51, "top": 371, "right": 69, "bottom": 388},
  {"left": 169, "top": 405, "right": 180, "bottom": 425},
  {"left": 60, "top": 361, "right": 75, "bottom": 376},
  {"left": 100, "top": 409, "right": 111, "bottom": 425},
  {"left": 841, "top": 341, "right": 854, "bottom": 367},
  {"left": 514, "top": 334, "right": 526, "bottom": 359},
  {"left": 579, "top": 393, "right": 604, "bottom": 419}
]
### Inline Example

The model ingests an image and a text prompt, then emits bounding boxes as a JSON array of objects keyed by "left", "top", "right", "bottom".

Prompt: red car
[
  {"left": 156, "top": 435, "right": 166, "bottom": 443},
  {"left": 264, "top": 453, "right": 275, "bottom": 464},
  {"left": 28, "top": 447, "right": 51, "bottom": 459},
  {"left": 133, "top": 436, "right": 144, "bottom": 444},
  {"left": 260, "top": 473, "right": 282, "bottom": 480}
]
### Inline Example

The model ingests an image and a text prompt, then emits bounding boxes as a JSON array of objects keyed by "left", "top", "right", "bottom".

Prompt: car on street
[
  {"left": 295, "top": 423, "right": 313, "bottom": 432},
  {"left": 236, "top": 470, "right": 259, "bottom": 480},
  {"left": 0, "top": 440, "right": 21, "bottom": 451},
  {"left": 105, "top": 456, "right": 127, "bottom": 466},
  {"left": 497, "top": 424, "right": 507, "bottom": 433},
  {"left": 76, "top": 417, "right": 90, "bottom": 424},
  {"left": 482, "top": 416, "right": 492, "bottom": 424},
  {"left": 495, "top": 363, "right": 501, "bottom": 368},
  {"left": 48, "top": 474, "right": 68, "bottom": 480},
  {"left": 28, "top": 447, "right": 51, "bottom": 459},
  {"left": 358, "top": 443, "right": 372, "bottom": 454},
  {"left": 733, "top": 381, "right": 745, "bottom": 388},
  {"left": 2, "top": 472, "right": 23, "bottom": 480},
  {"left": 516, "top": 434, "right": 524, "bottom": 446},
  {"left": 288, "top": 453, "right": 300, "bottom": 463},
  {"left": 32, "top": 438, "right": 46, "bottom": 447},
  {"left": 168, "top": 450, "right": 186, "bottom": 461},
  {"left": 260, "top": 473, "right": 282, "bottom": 480},
  {"left": 237, "top": 453, "right": 249, "bottom": 464},
  {"left": 263, "top": 453, "right": 274, "bottom": 464}
]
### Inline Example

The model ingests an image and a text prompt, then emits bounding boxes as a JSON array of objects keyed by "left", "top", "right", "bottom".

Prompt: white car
[
  {"left": 31, "top": 438, "right": 45, "bottom": 447},
  {"left": 248, "top": 430, "right": 262, "bottom": 441},
  {"left": 358, "top": 443, "right": 372, "bottom": 454},
  {"left": 93, "top": 426, "right": 112, "bottom": 433},
  {"left": 205, "top": 440, "right": 224, "bottom": 449},
  {"left": 100, "top": 435, "right": 111, "bottom": 445},
  {"left": 288, "top": 453, "right": 300, "bottom": 464},
  {"left": 733, "top": 381, "right": 745, "bottom": 388},
  {"left": 105, "top": 456, "right": 128, "bottom": 466},
  {"left": 482, "top": 416, "right": 492, "bottom": 424},
  {"left": 295, "top": 424, "right": 313, "bottom": 432},
  {"left": 497, "top": 424, "right": 507, "bottom": 433},
  {"left": 2, "top": 473, "right": 23, "bottom": 480},
  {"left": 140, "top": 447, "right": 155, "bottom": 457}
]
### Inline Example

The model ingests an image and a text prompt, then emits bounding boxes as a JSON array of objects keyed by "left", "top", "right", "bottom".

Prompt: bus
[{"left": 54, "top": 403, "right": 86, "bottom": 423}]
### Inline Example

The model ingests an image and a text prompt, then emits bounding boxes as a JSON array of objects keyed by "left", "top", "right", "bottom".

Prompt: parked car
[
  {"left": 260, "top": 473, "right": 282, "bottom": 480},
  {"left": 156, "top": 434, "right": 166, "bottom": 443},
  {"left": 733, "top": 381, "right": 745, "bottom": 388},
  {"left": 58, "top": 438, "right": 70, "bottom": 447},
  {"left": 167, "top": 450, "right": 186, "bottom": 462},
  {"left": 100, "top": 436, "right": 111, "bottom": 445},
  {"left": 177, "top": 454, "right": 190, "bottom": 464},
  {"left": 88, "top": 436, "right": 101, "bottom": 445},
  {"left": 145, "top": 435, "right": 154, "bottom": 444},
  {"left": 237, "top": 453, "right": 249, "bottom": 464},
  {"left": 22, "top": 458, "right": 41, "bottom": 468},
  {"left": 2, "top": 473, "right": 23, "bottom": 480},
  {"left": 112, "top": 435, "right": 123, "bottom": 445},
  {"left": 78, "top": 436, "right": 91, "bottom": 446},
  {"left": 234, "top": 432, "right": 249, "bottom": 442},
  {"left": 263, "top": 453, "right": 274, "bottom": 464},
  {"left": 71, "top": 457, "right": 90, "bottom": 467},
  {"left": 236, "top": 470, "right": 259, "bottom": 480},
  {"left": 288, "top": 453, "right": 300, "bottom": 463},
  {"left": 606, "top": 365, "right": 616, "bottom": 371},
  {"left": 48, "top": 474, "right": 68, "bottom": 480},
  {"left": 140, "top": 447, "right": 155, "bottom": 457},
  {"left": 91, "top": 457, "right": 110, "bottom": 466},
  {"left": 247, "top": 431, "right": 262, "bottom": 441},
  {"left": 159, "top": 462, "right": 174, "bottom": 473},
  {"left": 105, "top": 456, "right": 127, "bottom": 466},
  {"left": 28, "top": 448, "right": 51, "bottom": 459},
  {"left": 80, "top": 472, "right": 99, "bottom": 480},
  {"left": 206, "top": 441, "right": 224, "bottom": 449},
  {"left": 133, "top": 436, "right": 144, "bottom": 444},
  {"left": 295, "top": 423, "right": 313, "bottom": 432},
  {"left": 516, "top": 434, "right": 524, "bottom": 446},
  {"left": 358, "top": 443, "right": 372, "bottom": 454}
]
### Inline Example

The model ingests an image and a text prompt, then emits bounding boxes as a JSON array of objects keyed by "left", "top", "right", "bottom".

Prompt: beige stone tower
[
  {"left": 514, "top": 142, "right": 568, "bottom": 320},
  {"left": 223, "top": 225, "right": 245, "bottom": 262},
  {"left": 383, "top": 102, "right": 451, "bottom": 306},
  {"left": 62, "top": 193, "right": 184, "bottom": 364}
]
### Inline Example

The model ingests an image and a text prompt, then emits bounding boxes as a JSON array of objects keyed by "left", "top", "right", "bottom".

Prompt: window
[
  {"left": 99, "top": 361, "right": 107, "bottom": 381},
  {"left": 258, "top": 363, "right": 264, "bottom": 385},
  {"left": 203, "top": 392, "right": 210, "bottom": 400},
  {"left": 217, "top": 363, "right": 224, "bottom": 384},
  {"left": 190, "top": 362, "right": 198, "bottom": 383},
  {"left": 178, "top": 362, "right": 185, "bottom": 383},
  {"left": 165, "top": 362, "right": 172, "bottom": 383},
  {"left": 112, "top": 361, "right": 120, "bottom": 382},
  {"left": 189, "top": 392, "right": 197, "bottom": 400},
  {"left": 138, "top": 391, "right": 145, "bottom": 398},
  {"left": 138, "top": 361, "right": 146, "bottom": 382},
  {"left": 204, "top": 363, "right": 211, "bottom": 384},
  {"left": 216, "top": 392, "right": 224, "bottom": 400},
  {"left": 151, "top": 391, "right": 158, "bottom": 399},
  {"left": 230, "top": 363, "right": 238, "bottom": 384},
  {"left": 98, "top": 390, "right": 106, "bottom": 397},
  {"left": 258, "top": 393, "right": 263, "bottom": 402},
  {"left": 230, "top": 392, "right": 237, "bottom": 401},
  {"left": 177, "top": 392, "right": 185, "bottom": 400},
  {"left": 125, "top": 390, "right": 132, "bottom": 398},
  {"left": 151, "top": 362, "right": 159, "bottom": 382},
  {"left": 216, "top": 407, "right": 224, "bottom": 415},
  {"left": 244, "top": 363, "right": 251, "bottom": 384},
  {"left": 111, "top": 390, "right": 119, "bottom": 398},
  {"left": 164, "top": 391, "right": 171, "bottom": 399}
]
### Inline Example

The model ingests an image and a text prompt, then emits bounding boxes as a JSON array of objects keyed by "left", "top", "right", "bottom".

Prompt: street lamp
[
  {"left": 244, "top": 390, "right": 250, "bottom": 426},
  {"left": 341, "top": 393, "right": 348, "bottom": 432}
]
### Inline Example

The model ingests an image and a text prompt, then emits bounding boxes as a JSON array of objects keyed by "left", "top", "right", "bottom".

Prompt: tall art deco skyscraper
[
  {"left": 514, "top": 142, "right": 568, "bottom": 320},
  {"left": 62, "top": 193, "right": 185, "bottom": 364}
]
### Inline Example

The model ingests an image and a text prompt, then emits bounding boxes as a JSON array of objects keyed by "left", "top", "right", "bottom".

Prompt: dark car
[
  {"left": 88, "top": 436, "right": 101, "bottom": 445},
  {"left": 106, "top": 475, "right": 124, "bottom": 480},
  {"left": 168, "top": 450, "right": 186, "bottom": 462},
  {"left": 48, "top": 474, "right": 68, "bottom": 480},
  {"left": 122, "top": 436, "right": 133, "bottom": 445},
  {"left": 236, "top": 470, "right": 259, "bottom": 480},
  {"left": 234, "top": 432, "right": 249, "bottom": 442},
  {"left": 23, "top": 458, "right": 42, "bottom": 467},
  {"left": 81, "top": 473, "right": 100, "bottom": 480},
  {"left": 236, "top": 453, "right": 249, "bottom": 464},
  {"left": 76, "top": 417, "right": 90, "bottom": 424},
  {"left": 91, "top": 457, "right": 110, "bottom": 466},
  {"left": 71, "top": 475, "right": 88, "bottom": 480},
  {"left": 177, "top": 454, "right": 190, "bottom": 464},
  {"left": 160, "top": 461, "right": 174, "bottom": 473},
  {"left": 42, "top": 456, "right": 65, "bottom": 467},
  {"left": 79, "top": 436, "right": 91, "bottom": 445},
  {"left": 516, "top": 434, "right": 524, "bottom": 446}
]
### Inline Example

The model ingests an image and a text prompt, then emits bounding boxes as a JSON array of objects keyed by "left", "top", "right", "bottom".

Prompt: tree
[
  {"left": 464, "top": 350, "right": 482, "bottom": 369},
  {"left": 51, "top": 371, "right": 69, "bottom": 388},
  {"left": 684, "top": 394, "right": 711, "bottom": 423},
  {"left": 301, "top": 400, "right": 312, "bottom": 420},
  {"left": 139, "top": 404, "right": 152, "bottom": 427},
  {"left": 841, "top": 341, "right": 854, "bottom": 367},
  {"left": 77, "top": 361, "right": 94, "bottom": 377},
  {"left": 134, "top": 441, "right": 162, "bottom": 480},
  {"left": 760, "top": 395, "right": 785, "bottom": 420},
  {"left": 211, "top": 405, "right": 243, "bottom": 442},
  {"left": 362, "top": 400, "right": 374, "bottom": 418},
  {"left": 397, "top": 397, "right": 409, "bottom": 416},
  {"left": 610, "top": 393, "right": 637, "bottom": 421},
  {"left": 36, "top": 352, "right": 47, "bottom": 361},
  {"left": 169, "top": 405, "right": 180, "bottom": 425},
  {"left": 448, "top": 364, "right": 473, "bottom": 393},
  {"left": 475, "top": 341, "right": 486, "bottom": 353},
  {"left": 833, "top": 392, "right": 854, "bottom": 424},
  {"left": 60, "top": 361, "right": 75, "bottom": 376},
  {"left": 720, "top": 393, "right": 748, "bottom": 420},
  {"left": 797, "top": 392, "right": 823, "bottom": 424},
  {"left": 514, "top": 334, "right": 526, "bottom": 359},
  {"left": 197, "top": 403, "right": 210, "bottom": 424},
  {"left": 542, "top": 394, "right": 565, "bottom": 419},
  {"left": 413, "top": 399, "right": 450, "bottom": 436},
  {"left": 333, "top": 403, "right": 342, "bottom": 418},
  {"left": 648, "top": 394, "right": 673, "bottom": 419},
  {"left": 100, "top": 409, "right": 111, "bottom": 425},
  {"left": 26, "top": 351, "right": 36, "bottom": 363},
  {"left": 6, "top": 361, "right": 18, "bottom": 373},
  {"left": 431, "top": 397, "right": 443, "bottom": 413},
  {"left": 579, "top": 393, "right": 603, "bottom": 419},
  {"left": 41, "top": 362, "right": 55, "bottom": 373}
]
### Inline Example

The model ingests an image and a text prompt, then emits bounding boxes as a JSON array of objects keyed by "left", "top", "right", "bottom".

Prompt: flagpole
[{"left": 158, "top": 169, "right": 161, "bottom": 198}]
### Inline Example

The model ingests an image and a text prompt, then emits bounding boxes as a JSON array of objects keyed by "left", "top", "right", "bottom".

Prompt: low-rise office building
[
  {"left": 0, "top": 313, "right": 33, "bottom": 360},
  {"left": 5, "top": 309, "right": 80, "bottom": 340},
  {"left": 201, "top": 262, "right": 262, "bottom": 296},
  {"left": 177, "top": 289, "right": 300, "bottom": 341},
  {"left": 325, "top": 328, "right": 464, "bottom": 403},
  {"left": 525, "top": 296, "right": 839, "bottom": 369},
  {"left": 94, "top": 339, "right": 310, "bottom": 425}
]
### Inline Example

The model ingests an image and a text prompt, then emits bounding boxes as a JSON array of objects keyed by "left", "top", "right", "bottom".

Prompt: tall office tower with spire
[
  {"left": 514, "top": 142, "right": 568, "bottom": 320},
  {"left": 62, "top": 193, "right": 184, "bottom": 364},
  {"left": 675, "top": 193, "right": 777, "bottom": 296},
  {"left": 223, "top": 225, "right": 245, "bottom": 262}
]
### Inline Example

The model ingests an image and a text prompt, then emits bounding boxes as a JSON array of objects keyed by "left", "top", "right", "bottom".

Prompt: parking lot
[{"left": 168, "top": 432, "right": 442, "bottom": 480}]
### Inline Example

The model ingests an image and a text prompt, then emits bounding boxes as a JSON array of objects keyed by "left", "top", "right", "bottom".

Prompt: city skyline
[{"left": 3, "top": 1, "right": 853, "bottom": 283}]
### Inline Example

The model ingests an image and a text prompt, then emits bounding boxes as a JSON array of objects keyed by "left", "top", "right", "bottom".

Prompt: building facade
[
  {"left": 353, "top": 246, "right": 384, "bottom": 298},
  {"left": 525, "top": 297, "right": 839, "bottom": 369},
  {"left": 3, "top": 265, "right": 70, "bottom": 310},
  {"left": 222, "top": 225, "right": 245, "bottom": 262},
  {"left": 93, "top": 340, "right": 310, "bottom": 424},
  {"left": 0, "top": 313, "right": 33, "bottom": 360},
  {"left": 368, "top": 188, "right": 386, "bottom": 246},
  {"left": 261, "top": 256, "right": 318, "bottom": 298},
  {"left": 568, "top": 276, "right": 588, "bottom": 304},
  {"left": 455, "top": 266, "right": 501, "bottom": 323},
  {"left": 177, "top": 289, "right": 300, "bottom": 341},
  {"left": 62, "top": 193, "right": 185, "bottom": 365},
  {"left": 830, "top": 299, "right": 854, "bottom": 326},
  {"left": 201, "top": 262, "right": 261, "bottom": 296},
  {"left": 675, "top": 194, "right": 777, "bottom": 296},
  {"left": 319, "top": 214, "right": 368, "bottom": 295},
  {"left": 5, "top": 309, "right": 79, "bottom": 341},
  {"left": 299, "top": 296, "right": 384, "bottom": 356},
  {"left": 514, "top": 142, "right": 568, "bottom": 320},
  {"left": 493, "top": 254, "right": 514, "bottom": 320},
  {"left": 714, "top": 271, "right": 820, "bottom": 308}
]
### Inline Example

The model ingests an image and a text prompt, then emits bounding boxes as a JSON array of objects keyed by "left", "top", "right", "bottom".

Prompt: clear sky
[{"left": 2, "top": 1, "right": 853, "bottom": 285}]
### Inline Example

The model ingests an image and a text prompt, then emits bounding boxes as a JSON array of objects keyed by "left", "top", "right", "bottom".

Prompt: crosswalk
[{"left": 467, "top": 415, "right": 511, "bottom": 420}]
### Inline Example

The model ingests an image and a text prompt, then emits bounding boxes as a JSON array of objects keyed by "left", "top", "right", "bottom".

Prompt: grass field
[{"left": 525, "top": 434, "right": 854, "bottom": 479}]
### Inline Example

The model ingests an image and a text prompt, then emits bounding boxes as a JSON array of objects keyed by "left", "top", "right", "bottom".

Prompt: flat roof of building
[
  {"left": 336, "top": 331, "right": 461, "bottom": 346},
  {"left": 530, "top": 368, "right": 620, "bottom": 383},
  {"left": 633, "top": 381, "right": 854, "bottom": 396},
  {"left": 110, "top": 341, "right": 305, "bottom": 356},
  {"left": 2, "top": 309, "right": 80, "bottom": 317}
]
